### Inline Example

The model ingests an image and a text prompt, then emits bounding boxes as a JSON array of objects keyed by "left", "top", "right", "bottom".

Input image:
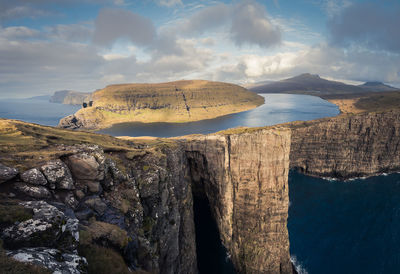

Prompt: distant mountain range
[{"left": 249, "top": 73, "right": 398, "bottom": 96}]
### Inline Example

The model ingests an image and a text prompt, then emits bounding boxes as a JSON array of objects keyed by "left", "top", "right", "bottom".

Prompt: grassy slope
[
  {"left": 71, "top": 80, "right": 264, "bottom": 129},
  {"left": 0, "top": 118, "right": 138, "bottom": 170}
]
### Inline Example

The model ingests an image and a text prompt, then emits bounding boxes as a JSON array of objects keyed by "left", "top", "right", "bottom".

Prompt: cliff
[
  {"left": 185, "top": 129, "right": 293, "bottom": 273},
  {"left": 0, "top": 119, "right": 197, "bottom": 274},
  {"left": 50, "top": 90, "right": 91, "bottom": 105},
  {"left": 290, "top": 111, "right": 400, "bottom": 179},
  {"left": 0, "top": 119, "right": 294, "bottom": 274},
  {"left": 2, "top": 107, "right": 400, "bottom": 273},
  {"left": 58, "top": 80, "right": 264, "bottom": 130}
]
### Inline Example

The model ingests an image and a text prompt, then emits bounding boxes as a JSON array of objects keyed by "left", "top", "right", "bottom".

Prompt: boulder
[
  {"left": 67, "top": 153, "right": 103, "bottom": 181},
  {"left": 7, "top": 247, "right": 87, "bottom": 274},
  {"left": 2, "top": 201, "right": 79, "bottom": 251},
  {"left": 14, "top": 183, "right": 51, "bottom": 199},
  {"left": 0, "top": 163, "right": 18, "bottom": 183},
  {"left": 20, "top": 168, "right": 47, "bottom": 186},
  {"left": 40, "top": 159, "right": 74, "bottom": 190}
]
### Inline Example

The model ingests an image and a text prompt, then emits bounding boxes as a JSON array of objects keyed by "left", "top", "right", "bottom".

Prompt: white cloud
[
  {"left": 157, "top": 0, "right": 183, "bottom": 7},
  {"left": 230, "top": 1, "right": 281, "bottom": 48},
  {"left": 178, "top": 1, "right": 281, "bottom": 48},
  {"left": 0, "top": 26, "right": 40, "bottom": 39}
]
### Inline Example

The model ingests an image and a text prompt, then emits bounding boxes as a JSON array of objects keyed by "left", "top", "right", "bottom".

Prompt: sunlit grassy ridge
[
  {"left": 67, "top": 80, "right": 264, "bottom": 129},
  {"left": 0, "top": 119, "right": 137, "bottom": 170}
]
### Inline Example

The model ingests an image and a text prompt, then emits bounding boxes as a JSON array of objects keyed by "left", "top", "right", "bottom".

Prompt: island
[{"left": 58, "top": 80, "right": 264, "bottom": 130}]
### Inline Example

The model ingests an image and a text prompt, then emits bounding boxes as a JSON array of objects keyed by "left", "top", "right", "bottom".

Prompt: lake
[{"left": 98, "top": 94, "right": 339, "bottom": 137}]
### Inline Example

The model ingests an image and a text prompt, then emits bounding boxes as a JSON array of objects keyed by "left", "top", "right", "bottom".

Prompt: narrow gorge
[{"left": 1, "top": 109, "right": 400, "bottom": 273}]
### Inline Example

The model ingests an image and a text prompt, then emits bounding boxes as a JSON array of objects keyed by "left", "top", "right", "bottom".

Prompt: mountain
[
  {"left": 58, "top": 80, "right": 264, "bottom": 130},
  {"left": 242, "top": 80, "right": 276, "bottom": 89},
  {"left": 358, "top": 81, "right": 399, "bottom": 92},
  {"left": 49, "top": 90, "right": 91, "bottom": 105},
  {"left": 250, "top": 73, "right": 366, "bottom": 95}
]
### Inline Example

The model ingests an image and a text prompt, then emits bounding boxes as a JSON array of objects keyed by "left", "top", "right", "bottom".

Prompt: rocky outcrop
[
  {"left": 0, "top": 144, "right": 197, "bottom": 274},
  {"left": 185, "top": 128, "right": 293, "bottom": 273},
  {"left": 290, "top": 111, "right": 400, "bottom": 179},
  {"left": 0, "top": 163, "right": 18, "bottom": 184}
]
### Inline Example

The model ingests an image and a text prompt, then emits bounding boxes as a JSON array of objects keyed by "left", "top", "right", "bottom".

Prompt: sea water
[{"left": 288, "top": 171, "right": 400, "bottom": 274}]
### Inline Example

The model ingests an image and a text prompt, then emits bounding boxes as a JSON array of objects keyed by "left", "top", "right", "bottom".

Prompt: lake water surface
[{"left": 98, "top": 94, "right": 339, "bottom": 137}]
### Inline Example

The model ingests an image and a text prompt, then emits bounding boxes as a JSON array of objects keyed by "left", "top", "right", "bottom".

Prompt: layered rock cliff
[
  {"left": 290, "top": 111, "right": 400, "bottom": 179},
  {"left": 185, "top": 128, "right": 293, "bottom": 273}
]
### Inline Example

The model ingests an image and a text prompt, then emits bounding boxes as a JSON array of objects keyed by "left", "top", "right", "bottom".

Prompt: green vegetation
[{"left": 0, "top": 118, "right": 137, "bottom": 170}]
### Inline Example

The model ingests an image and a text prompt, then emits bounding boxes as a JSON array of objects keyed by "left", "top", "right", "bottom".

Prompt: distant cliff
[
  {"left": 50, "top": 90, "right": 91, "bottom": 105},
  {"left": 58, "top": 80, "right": 264, "bottom": 130},
  {"left": 290, "top": 111, "right": 400, "bottom": 179}
]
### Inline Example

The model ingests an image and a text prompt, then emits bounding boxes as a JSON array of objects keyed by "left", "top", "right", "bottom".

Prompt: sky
[{"left": 0, "top": 0, "right": 400, "bottom": 98}]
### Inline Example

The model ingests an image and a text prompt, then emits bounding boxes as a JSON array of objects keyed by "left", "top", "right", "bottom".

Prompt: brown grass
[{"left": 0, "top": 118, "right": 137, "bottom": 170}]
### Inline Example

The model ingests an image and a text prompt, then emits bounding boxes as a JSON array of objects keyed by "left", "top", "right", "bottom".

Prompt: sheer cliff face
[
  {"left": 185, "top": 128, "right": 293, "bottom": 273},
  {"left": 290, "top": 111, "right": 400, "bottom": 179}
]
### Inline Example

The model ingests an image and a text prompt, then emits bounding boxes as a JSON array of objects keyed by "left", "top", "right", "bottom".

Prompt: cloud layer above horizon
[{"left": 0, "top": 0, "right": 399, "bottom": 97}]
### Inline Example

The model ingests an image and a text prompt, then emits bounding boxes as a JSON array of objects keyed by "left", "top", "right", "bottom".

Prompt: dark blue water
[
  {"left": 0, "top": 98, "right": 80, "bottom": 126},
  {"left": 288, "top": 171, "right": 400, "bottom": 274},
  {"left": 98, "top": 94, "right": 339, "bottom": 137}
]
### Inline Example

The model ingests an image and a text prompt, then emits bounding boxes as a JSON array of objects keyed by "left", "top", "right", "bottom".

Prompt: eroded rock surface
[
  {"left": 7, "top": 247, "right": 87, "bottom": 274},
  {"left": 41, "top": 160, "right": 74, "bottom": 190},
  {"left": 21, "top": 168, "right": 48, "bottom": 186}
]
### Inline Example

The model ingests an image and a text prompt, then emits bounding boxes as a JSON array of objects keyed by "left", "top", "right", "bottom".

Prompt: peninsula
[{"left": 58, "top": 80, "right": 264, "bottom": 130}]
